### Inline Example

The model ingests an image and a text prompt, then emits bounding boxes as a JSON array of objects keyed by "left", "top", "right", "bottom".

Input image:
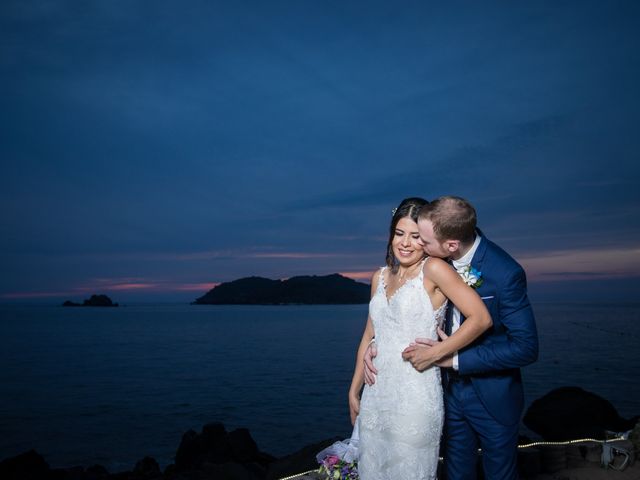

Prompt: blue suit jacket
[{"left": 456, "top": 234, "right": 538, "bottom": 426}]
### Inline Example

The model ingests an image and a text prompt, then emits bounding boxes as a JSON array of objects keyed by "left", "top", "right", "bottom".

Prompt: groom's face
[{"left": 417, "top": 219, "right": 451, "bottom": 259}]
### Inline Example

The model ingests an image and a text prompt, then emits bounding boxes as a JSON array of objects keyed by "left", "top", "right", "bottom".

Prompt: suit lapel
[{"left": 470, "top": 229, "right": 488, "bottom": 273}]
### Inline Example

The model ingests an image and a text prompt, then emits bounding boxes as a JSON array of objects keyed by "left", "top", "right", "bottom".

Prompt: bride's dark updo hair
[{"left": 386, "top": 197, "right": 429, "bottom": 271}]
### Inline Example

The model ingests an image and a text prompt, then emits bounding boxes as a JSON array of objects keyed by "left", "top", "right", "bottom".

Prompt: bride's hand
[
  {"left": 349, "top": 391, "right": 360, "bottom": 426},
  {"left": 436, "top": 327, "right": 448, "bottom": 341},
  {"left": 363, "top": 342, "right": 378, "bottom": 385}
]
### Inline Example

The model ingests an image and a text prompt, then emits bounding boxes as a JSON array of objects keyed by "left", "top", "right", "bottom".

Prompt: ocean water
[{"left": 0, "top": 302, "right": 638, "bottom": 472}]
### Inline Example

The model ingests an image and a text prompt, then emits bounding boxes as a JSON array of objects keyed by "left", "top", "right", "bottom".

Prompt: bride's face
[{"left": 392, "top": 217, "right": 425, "bottom": 266}]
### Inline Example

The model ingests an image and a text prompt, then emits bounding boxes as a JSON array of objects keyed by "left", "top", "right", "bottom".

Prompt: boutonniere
[{"left": 458, "top": 265, "right": 483, "bottom": 289}]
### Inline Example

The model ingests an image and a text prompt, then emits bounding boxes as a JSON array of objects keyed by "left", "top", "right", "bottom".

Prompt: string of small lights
[
  {"left": 277, "top": 435, "right": 629, "bottom": 480},
  {"left": 277, "top": 469, "right": 317, "bottom": 480},
  {"left": 516, "top": 435, "right": 626, "bottom": 449}
]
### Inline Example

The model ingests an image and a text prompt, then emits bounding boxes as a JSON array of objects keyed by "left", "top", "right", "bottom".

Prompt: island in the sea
[
  {"left": 193, "top": 273, "right": 371, "bottom": 305},
  {"left": 62, "top": 294, "right": 119, "bottom": 307}
]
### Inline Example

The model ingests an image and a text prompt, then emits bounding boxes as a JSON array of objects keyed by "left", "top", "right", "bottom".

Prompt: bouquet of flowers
[
  {"left": 316, "top": 418, "right": 360, "bottom": 479},
  {"left": 318, "top": 454, "right": 359, "bottom": 479}
]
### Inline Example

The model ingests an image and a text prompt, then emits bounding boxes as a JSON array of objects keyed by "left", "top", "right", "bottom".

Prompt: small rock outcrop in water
[
  {"left": 63, "top": 294, "right": 119, "bottom": 307},
  {"left": 523, "top": 386, "right": 639, "bottom": 441},
  {"left": 193, "top": 274, "right": 370, "bottom": 305}
]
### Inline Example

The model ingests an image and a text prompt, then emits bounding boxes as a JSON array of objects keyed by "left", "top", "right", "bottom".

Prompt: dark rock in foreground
[
  {"left": 133, "top": 456, "right": 161, "bottom": 477},
  {"left": 0, "top": 423, "right": 278, "bottom": 479},
  {"left": 523, "top": 386, "right": 639, "bottom": 441},
  {"left": 5, "top": 386, "right": 637, "bottom": 479},
  {"left": 174, "top": 422, "right": 275, "bottom": 479},
  {"left": 193, "top": 274, "right": 370, "bottom": 305},
  {"left": 63, "top": 294, "right": 119, "bottom": 307},
  {"left": 2, "top": 410, "right": 640, "bottom": 480},
  {"left": 0, "top": 449, "right": 50, "bottom": 480}
]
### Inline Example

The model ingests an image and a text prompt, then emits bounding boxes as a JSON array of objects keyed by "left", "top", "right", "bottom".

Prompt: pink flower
[{"left": 324, "top": 455, "right": 340, "bottom": 467}]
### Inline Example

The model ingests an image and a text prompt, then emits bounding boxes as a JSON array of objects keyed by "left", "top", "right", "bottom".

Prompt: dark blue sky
[{"left": 2, "top": 1, "right": 639, "bottom": 302}]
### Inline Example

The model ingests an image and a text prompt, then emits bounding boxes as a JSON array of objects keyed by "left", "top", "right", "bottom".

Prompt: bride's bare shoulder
[
  {"left": 423, "top": 256, "right": 449, "bottom": 272},
  {"left": 423, "top": 257, "right": 456, "bottom": 283}
]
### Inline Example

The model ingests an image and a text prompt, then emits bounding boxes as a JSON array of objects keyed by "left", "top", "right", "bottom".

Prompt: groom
[{"left": 364, "top": 196, "right": 538, "bottom": 480}]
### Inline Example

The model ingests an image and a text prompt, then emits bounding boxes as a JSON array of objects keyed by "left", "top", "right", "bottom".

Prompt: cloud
[
  {"left": 294, "top": 114, "right": 571, "bottom": 210},
  {"left": 519, "top": 246, "right": 640, "bottom": 282},
  {"left": 339, "top": 271, "right": 375, "bottom": 282},
  {"left": 0, "top": 277, "right": 220, "bottom": 300},
  {"left": 538, "top": 272, "right": 610, "bottom": 277}
]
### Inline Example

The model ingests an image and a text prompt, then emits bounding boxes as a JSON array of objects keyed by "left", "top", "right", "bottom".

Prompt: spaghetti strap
[
  {"left": 418, "top": 257, "right": 429, "bottom": 280},
  {"left": 378, "top": 266, "right": 387, "bottom": 290}
]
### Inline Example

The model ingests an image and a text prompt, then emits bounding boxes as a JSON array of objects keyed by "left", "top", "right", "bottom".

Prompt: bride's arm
[
  {"left": 402, "top": 258, "right": 491, "bottom": 370},
  {"left": 349, "top": 315, "right": 374, "bottom": 425},
  {"left": 348, "top": 273, "right": 378, "bottom": 425}
]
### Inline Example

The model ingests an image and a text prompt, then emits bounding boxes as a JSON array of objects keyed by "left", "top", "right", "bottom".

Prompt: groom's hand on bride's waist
[
  {"left": 402, "top": 340, "right": 435, "bottom": 371},
  {"left": 402, "top": 338, "right": 453, "bottom": 370},
  {"left": 363, "top": 342, "right": 378, "bottom": 385}
]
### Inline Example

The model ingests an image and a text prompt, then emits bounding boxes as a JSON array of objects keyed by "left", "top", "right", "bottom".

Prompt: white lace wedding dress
[{"left": 358, "top": 261, "right": 446, "bottom": 480}]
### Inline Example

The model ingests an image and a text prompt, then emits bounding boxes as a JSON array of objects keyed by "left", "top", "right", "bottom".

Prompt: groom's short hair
[{"left": 419, "top": 196, "right": 477, "bottom": 243}]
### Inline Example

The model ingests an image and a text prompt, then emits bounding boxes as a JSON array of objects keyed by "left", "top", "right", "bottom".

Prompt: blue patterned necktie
[{"left": 444, "top": 302, "right": 454, "bottom": 336}]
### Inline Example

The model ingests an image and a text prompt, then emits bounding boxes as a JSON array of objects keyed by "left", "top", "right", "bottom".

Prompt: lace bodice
[{"left": 373, "top": 261, "right": 447, "bottom": 345}]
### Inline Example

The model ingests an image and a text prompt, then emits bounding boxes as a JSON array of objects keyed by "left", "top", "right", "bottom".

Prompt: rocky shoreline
[
  {"left": 2, "top": 427, "right": 638, "bottom": 480},
  {"left": 1, "top": 387, "right": 638, "bottom": 480},
  {"left": 0, "top": 423, "right": 340, "bottom": 480}
]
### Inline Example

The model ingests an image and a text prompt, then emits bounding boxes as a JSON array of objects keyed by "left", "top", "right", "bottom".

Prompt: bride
[{"left": 349, "top": 197, "right": 492, "bottom": 479}]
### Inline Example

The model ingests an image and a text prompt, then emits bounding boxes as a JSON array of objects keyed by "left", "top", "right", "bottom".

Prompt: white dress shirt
[{"left": 450, "top": 234, "right": 482, "bottom": 370}]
